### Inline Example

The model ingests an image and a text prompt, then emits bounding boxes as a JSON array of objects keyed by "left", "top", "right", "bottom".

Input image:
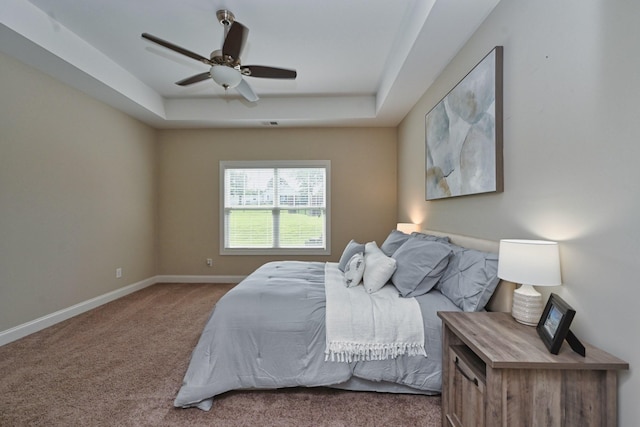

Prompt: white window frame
[{"left": 220, "top": 160, "right": 331, "bottom": 256}]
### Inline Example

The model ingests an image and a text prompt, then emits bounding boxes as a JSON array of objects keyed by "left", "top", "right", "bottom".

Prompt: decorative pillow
[
  {"left": 343, "top": 253, "right": 365, "bottom": 288},
  {"left": 391, "top": 239, "right": 453, "bottom": 297},
  {"left": 436, "top": 244, "right": 500, "bottom": 312},
  {"left": 380, "top": 230, "right": 411, "bottom": 257},
  {"left": 338, "top": 239, "right": 365, "bottom": 272},
  {"left": 363, "top": 242, "right": 397, "bottom": 294}
]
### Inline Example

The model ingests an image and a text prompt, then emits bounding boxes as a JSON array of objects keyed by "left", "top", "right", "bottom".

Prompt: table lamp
[{"left": 497, "top": 239, "right": 562, "bottom": 326}]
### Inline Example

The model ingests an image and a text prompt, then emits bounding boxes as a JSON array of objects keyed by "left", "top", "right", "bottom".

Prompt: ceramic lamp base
[{"left": 511, "top": 284, "right": 543, "bottom": 326}]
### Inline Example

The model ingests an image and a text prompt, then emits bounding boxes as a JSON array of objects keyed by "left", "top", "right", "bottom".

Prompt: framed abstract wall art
[{"left": 425, "top": 46, "right": 503, "bottom": 200}]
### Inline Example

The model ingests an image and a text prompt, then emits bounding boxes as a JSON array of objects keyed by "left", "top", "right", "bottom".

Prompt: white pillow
[
  {"left": 343, "top": 253, "right": 365, "bottom": 287},
  {"left": 363, "top": 241, "right": 397, "bottom": 294}
]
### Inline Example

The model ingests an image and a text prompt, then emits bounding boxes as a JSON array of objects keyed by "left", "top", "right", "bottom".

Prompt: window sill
[{"left": 220, "top": 248, "right": 330, "bottom": 256}]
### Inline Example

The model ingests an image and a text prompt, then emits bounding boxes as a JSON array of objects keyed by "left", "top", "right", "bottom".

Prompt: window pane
[
  {"left": 277, "top": 168, "right": 326, "bottom": 208},
  {"left": 279, "top": 209, "right": 325, "bottom": 248},
  {"left": 225, "top": 169, "right": 274, "bottom": 207},
  {"left": 227, "top": 209, "right": 273, "bottom": 248}
]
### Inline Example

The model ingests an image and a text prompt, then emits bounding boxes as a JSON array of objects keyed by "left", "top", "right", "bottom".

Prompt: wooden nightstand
[{"left": 438, "top": 311, "right": 629, "bottom": 427}]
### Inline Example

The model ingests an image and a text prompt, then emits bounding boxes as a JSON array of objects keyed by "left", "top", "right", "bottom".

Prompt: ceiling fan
[{"left": 141, "top": 9, "right": 297, "bottom": 102}]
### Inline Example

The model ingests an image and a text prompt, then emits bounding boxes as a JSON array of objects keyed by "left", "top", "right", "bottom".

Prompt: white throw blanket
[{"left": 324, "top": 262, "right": 426, "bottom": 362}]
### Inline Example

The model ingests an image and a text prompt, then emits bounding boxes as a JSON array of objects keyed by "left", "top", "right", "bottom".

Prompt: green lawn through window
[{"left": 228, "top": 209, "right": 325, "bottom": 248}]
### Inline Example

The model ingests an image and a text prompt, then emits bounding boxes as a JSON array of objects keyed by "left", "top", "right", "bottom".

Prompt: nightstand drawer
[{"left": 446, "top": 345, "right": 486, "bottom": 427}]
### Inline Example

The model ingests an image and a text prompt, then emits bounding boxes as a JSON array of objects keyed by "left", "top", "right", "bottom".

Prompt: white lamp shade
[
  {"left": 210, "top": 65, "right": 242, "bottom": 88},
  {"left": 396, "top": 223, "right": 419, "bottom": 234},
  {"left": 498, "top": 239, "right": 562, "bottom": 286}
]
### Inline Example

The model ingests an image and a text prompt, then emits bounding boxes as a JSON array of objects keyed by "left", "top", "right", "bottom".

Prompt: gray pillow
[
  {"left": 410, "top": 232, "right": 451, "bottom": 244},
  {"left": 338, "top": 239, "right": 365, "bottom": 272},
  {"left": 380, "top": 230, "right": 411, "bottom": 256},
  {"left": 436, "top": 244, "right": 500, "bottom": 312},
  {"left": 391, "top": 239, "right": 453, "bottom": 297}
]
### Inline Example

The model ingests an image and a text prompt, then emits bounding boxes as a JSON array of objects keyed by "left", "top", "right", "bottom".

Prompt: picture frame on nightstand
[{"left": 536, "top": 293, "right": 585, "bottom": 356}]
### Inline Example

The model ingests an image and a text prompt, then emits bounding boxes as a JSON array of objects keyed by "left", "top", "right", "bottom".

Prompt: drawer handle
[{"left": 454, "top": 356, "right": 478, "bottom": 387}]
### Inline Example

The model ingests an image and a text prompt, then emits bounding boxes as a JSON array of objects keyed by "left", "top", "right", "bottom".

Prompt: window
[{"left": 220, "top": 160, "right": 330, "bottom": 255}]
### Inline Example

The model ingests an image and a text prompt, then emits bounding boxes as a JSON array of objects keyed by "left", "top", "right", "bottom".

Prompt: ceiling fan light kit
[
  {"left": 210, "top": 65, "right": 242, "bottom": 89},
  {"left": 141, "top": 9, "right": 297, "bottom": 102}
]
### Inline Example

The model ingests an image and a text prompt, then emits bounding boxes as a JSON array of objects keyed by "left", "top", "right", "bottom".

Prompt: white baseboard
[
  {"left": 0, "top": 275, "right": 245, "bottom": 347},
  {"left": 154, "top": 275, "right": 245, "bottom": 284}
]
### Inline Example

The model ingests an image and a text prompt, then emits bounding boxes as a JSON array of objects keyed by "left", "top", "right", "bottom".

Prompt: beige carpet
[{"left": 0, "top": 283, "right": 442, "bottom": 426}]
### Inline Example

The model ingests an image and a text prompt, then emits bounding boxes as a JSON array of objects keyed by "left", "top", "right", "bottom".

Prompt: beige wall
[
  {"left": 0, "top": 52, "right": 157, "bottom": 331},
  {"left": 398, "top": 0, "right": 639, "bottom": 423},
  {"left": 157, "top": 128, "right": 397, "bottom": 276},
  {"left": 0, "top": 50, "right": 397, "bottom": 330}
]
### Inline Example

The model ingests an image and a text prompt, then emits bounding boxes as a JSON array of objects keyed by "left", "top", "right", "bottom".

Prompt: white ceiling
[{"left": 1, "top": 0, "right": 501, "bottom": 128}]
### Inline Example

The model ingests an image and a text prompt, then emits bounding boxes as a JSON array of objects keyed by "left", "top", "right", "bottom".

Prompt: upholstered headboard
[{"left": 422, "top": 229, "right": 515, "bottom": 313}]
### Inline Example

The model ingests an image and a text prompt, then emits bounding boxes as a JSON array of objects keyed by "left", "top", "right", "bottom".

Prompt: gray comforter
[{"left": 174, "top": 261, "right": 461, "bottom": 410}]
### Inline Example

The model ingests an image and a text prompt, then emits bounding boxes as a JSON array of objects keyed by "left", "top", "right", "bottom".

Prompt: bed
[{"left": 174, "top": 229, "right": 514, "bottom": 411}]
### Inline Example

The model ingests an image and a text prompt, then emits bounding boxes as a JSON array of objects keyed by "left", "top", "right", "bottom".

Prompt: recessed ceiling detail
[{"left": 1, "top": 0, "right": 501, "bottom": 128}]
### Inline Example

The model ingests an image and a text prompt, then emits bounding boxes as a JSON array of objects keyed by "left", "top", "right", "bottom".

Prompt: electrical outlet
[
  {"left": 116, "top": 268, "right": 122, "bottom": 279},
  {"left": 206, "top": 258, "right": 213, "bottom": 267}
]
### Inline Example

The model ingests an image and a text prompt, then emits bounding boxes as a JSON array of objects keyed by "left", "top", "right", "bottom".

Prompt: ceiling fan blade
[
  {"left": 241, "top": 65, "right": 297, "bottom": 79},
  {"left": 141, "top": 33, "right": 212, "bottom": 65},
  {"left": 235, "top": 79, "right": 259, "bottom": 102},
  {"left": 222, "top": 22, "right": 247, "bottom": 60},
  {"left": 175, "top": 72, "right": 211, "bottom": 86}
]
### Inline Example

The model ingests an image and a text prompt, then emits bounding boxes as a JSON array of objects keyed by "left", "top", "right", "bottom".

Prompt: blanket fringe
[{"left": 325, "top": 342, "right": 427, "bottom": 363}]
